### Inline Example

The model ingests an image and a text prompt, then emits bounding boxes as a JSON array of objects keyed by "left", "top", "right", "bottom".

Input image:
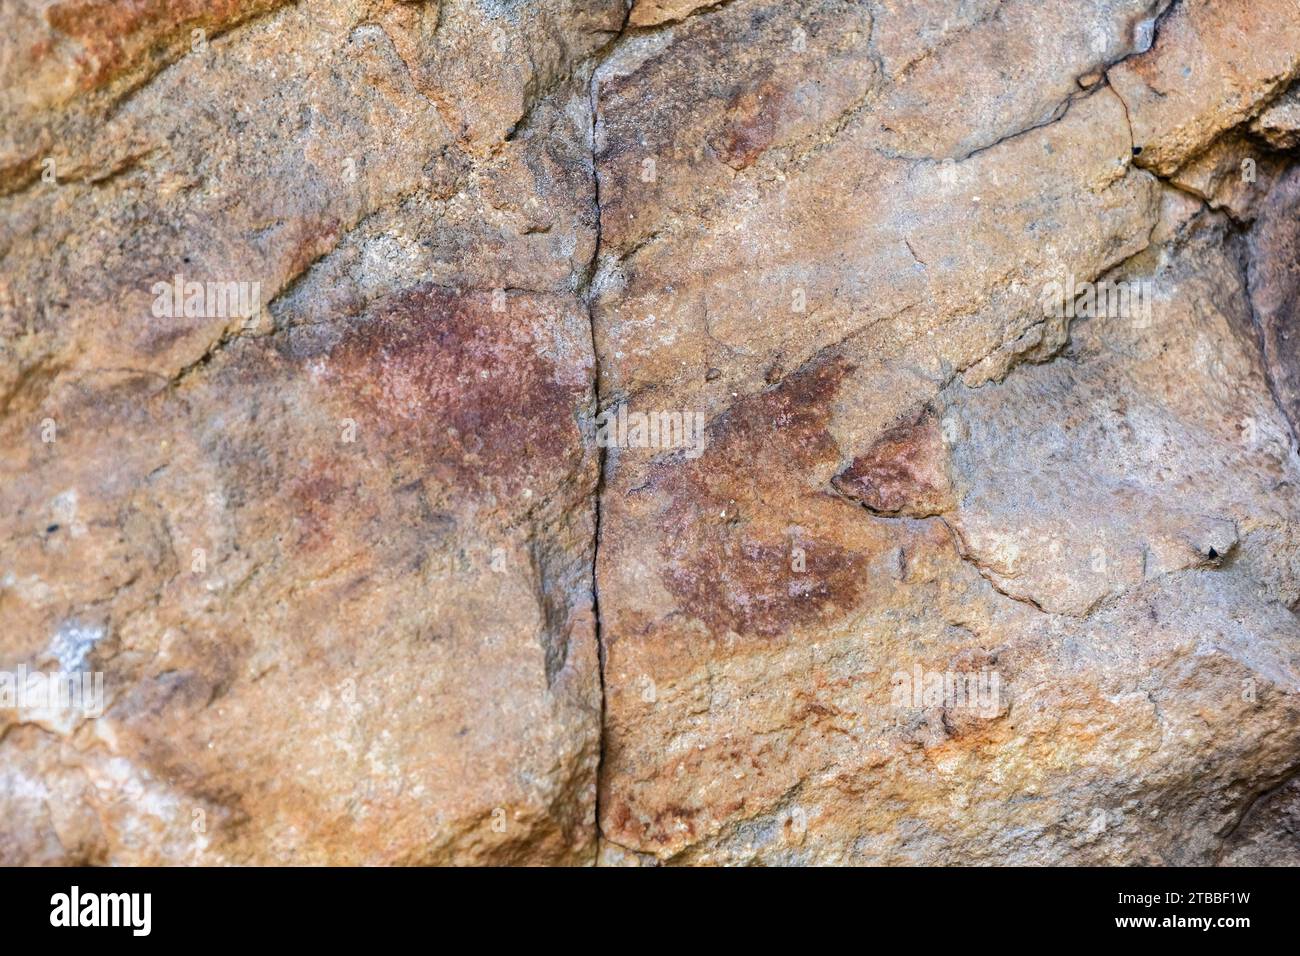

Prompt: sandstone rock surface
[{"left": 1, "top": 0, "right": 1298, "bottom": 865}]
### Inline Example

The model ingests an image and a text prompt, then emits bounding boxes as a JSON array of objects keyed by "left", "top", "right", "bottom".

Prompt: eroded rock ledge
[{"left": 1, "top": 0, "right": 1298, "bottom": 866}]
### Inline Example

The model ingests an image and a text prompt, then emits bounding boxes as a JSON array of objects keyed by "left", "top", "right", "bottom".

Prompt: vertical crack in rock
[{"left": 583, "top": 0, "right": 635, "bottom": 862}]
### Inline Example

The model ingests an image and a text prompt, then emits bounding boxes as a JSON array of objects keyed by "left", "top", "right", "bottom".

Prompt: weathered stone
[
  {"left": 3, "top": 0, "right": 1300, "bottom": 868},
  {"left": 0, "top": 0, "right": 615, "bottom": 865},
  {"left": 832, "top": 413, "right": 954, "bottom": 518},
  {"left": 598, "top": 218, "right": 1300, "bottom": 864},
  {"left": 1251, "top": 85, "right": 1300, "bottom": 149},
  {"left": 1169, "top": 132, "right": 1290, "bottom": 221},
  {"left": 594, "top": 0, "right": 1300, "bottom": 865},
  {"left": 1248, "top": 165, "right": 1300, "bottom": 444},
  {"left": 1109, "top": 0, "right": 1300, "bottom": 176},
  {"left": 1219, "top": 775, "right": 1300, "bottom": 865},
  {"left": 627, "top": 0, "right": 714, "bottom": 28}
]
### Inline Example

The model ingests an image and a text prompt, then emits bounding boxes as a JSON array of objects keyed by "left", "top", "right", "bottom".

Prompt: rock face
[
  {"left": 0, "top": 0, "right": 619, "bottom": 866},
  {"left": 1, "top": 0, "right": 1298, "bottom": 866}
]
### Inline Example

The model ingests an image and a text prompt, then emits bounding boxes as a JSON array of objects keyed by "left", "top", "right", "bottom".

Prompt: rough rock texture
[
  {"left": 1, "top": 0, "right": 620, "bottom": 866},
  {"left": 1, "top": 0, "right": 1299, "bottom": 866}
]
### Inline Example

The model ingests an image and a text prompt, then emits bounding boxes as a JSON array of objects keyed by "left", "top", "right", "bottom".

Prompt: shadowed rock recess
[{"left": 0, "top": 0, "right": 1298, "bottom": 866}]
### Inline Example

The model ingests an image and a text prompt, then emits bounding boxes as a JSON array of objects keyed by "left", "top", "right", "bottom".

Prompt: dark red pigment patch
[
  {"left": 322, "top": 284, "right": 588, "bottom": 499},
  {"left": 832, "top": 412, "right": 953, "bottom": 517},
  {"left": 650, "top": 355, "right": 873, "bottom": 638},
  {"left": 286, "top": 454, "right": 363, "bottom": 554},
  {"left": 603, "top": 789, "right": 709, "bottom": 848},
  {"left": 710, "top": 80, "right": 788, "bottom": 171}
]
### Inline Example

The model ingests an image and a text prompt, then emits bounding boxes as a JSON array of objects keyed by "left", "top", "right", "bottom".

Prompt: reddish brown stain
[
  {"left": 711, "top": 81, "right": 786, "bottom": 171},
  {"left": 650, "top": 355, "right": 874, "bottom": 639},
  {"left": 832, "top": 412, "right": 953, "bottom": 517},
  {"left": 605, "top": 796, "right": 705, "bottom": 849},
  {"left": 659, "top": 532, "right": 871, "bottom": 640},
  {"left": 323, "top": 284, "right": 588, "bottom": 499},
  {"left": 287, "top": 456, "right": 351, "bottom": 554},
  {"left": 691, "top": 353, "right": 852, "bottom": 477}
]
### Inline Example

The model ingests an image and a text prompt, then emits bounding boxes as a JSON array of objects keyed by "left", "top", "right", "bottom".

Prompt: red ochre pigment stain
[
  {"left": 832, "top": 412, "right": 953, "bottom": 518},
  {"left": 322, "top": 283, "right": 588, "bottom": 499},
  {"left": 651, "top": 354, "right": 874, "bottom": 639}
]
